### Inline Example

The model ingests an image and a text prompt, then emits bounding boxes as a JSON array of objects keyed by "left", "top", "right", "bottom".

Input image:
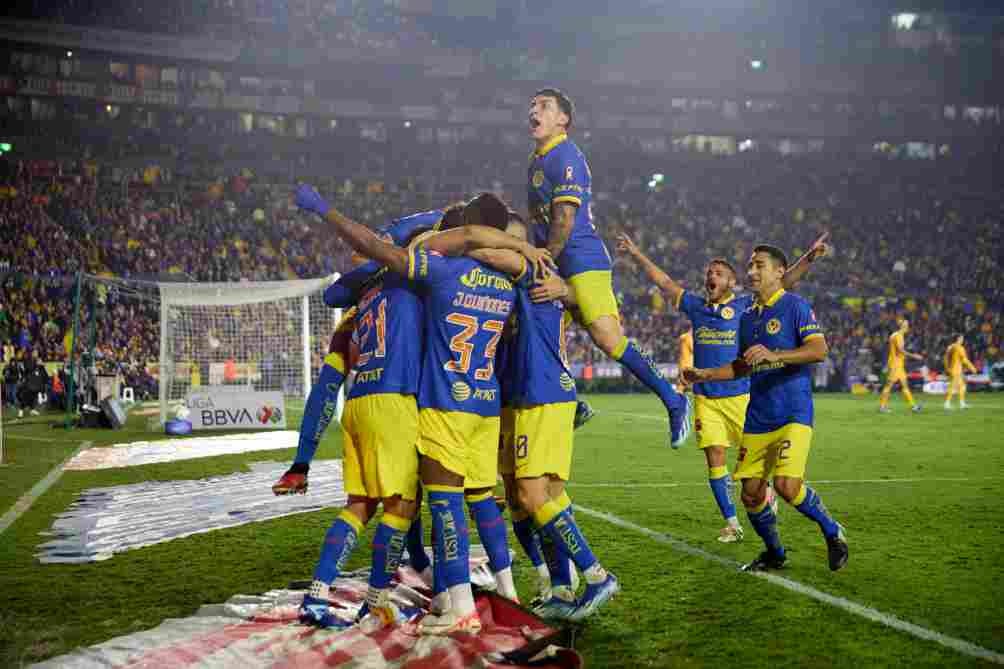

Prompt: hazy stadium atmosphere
[{"left": 1, "top": 1, "right": 1002, "bottom": 667}]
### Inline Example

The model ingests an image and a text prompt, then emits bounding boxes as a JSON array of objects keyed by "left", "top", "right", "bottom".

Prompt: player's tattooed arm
[
  {"left": 422, "top": 226, "right": 554, "bottom": 279},
  {"left": 616, "top": 233, "right": 684, "bottom": 306},
  {"left": 782, "top": 231, "right": 829, "bottom": 289},
  {"left": 546, "top": 202, "right": 576, "bottom": 259}
]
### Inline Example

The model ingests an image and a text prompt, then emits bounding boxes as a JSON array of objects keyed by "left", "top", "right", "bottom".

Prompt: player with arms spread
[
  {"left": 684, "top": 245, "right": 848, "bottom": 572},
  {"left": 618, "top": 233, "right": 828, "bottom": 543},
  {"left": 878, "top": 317, "right": 924, "bottom": 414},
  {"left": 527, "top": 88, "right": 689, "bottom": 445},
  {"left": 943, "top": 333, "right": 977, "bottom": 410}
]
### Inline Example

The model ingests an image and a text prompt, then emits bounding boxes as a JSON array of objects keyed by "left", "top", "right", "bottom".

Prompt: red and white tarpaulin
[{"left": 33, "top": 561, "right": 580, "bottom": 669}]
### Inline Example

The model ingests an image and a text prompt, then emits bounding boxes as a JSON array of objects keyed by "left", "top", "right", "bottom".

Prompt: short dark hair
[
  {"left": 752, "top": 244, "right": 789, "bottom": 270},
  {"left": 707, "top": 258, "right": 737, "bottom": 279},
  {"left": 439, "top": 202, "right": 466, "bottom": 231},
  {"left": 534, "top": 88, "right": 574, "bottom": 129},
  {"left": 465, "top": 192, "right": 509, "bottom": 231}
]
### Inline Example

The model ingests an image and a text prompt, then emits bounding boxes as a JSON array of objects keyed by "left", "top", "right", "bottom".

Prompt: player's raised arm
[
  {"left": 782, "top": 231, "right": 830, "bottom": 289},
  {"left": 616, "top": 232, "right": 684, "bottom": 306},
  {"left": 294, "top": 184, "right": 409, "bottom": 276}
]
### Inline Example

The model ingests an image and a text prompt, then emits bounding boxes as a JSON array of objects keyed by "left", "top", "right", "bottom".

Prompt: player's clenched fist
[{"left": 294, "top": 184, "right": 330, "bottom": 216}]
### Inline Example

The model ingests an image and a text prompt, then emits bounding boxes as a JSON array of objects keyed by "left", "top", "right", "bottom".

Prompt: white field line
[
  {"left": 574, "top": 504, "right": 1004, "bottom": 665},
  {"left": 0, "top": 441, "right": 91, "bottom": 535},
  {"left": 571, "top": 476, "right": 1004, "bottom": 488}
]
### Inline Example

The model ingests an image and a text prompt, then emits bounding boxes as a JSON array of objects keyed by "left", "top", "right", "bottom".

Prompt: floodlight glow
[
  {"left": 751, "top": 59, "right": 763, "bottom": 70},
  {"left": 893, "top": 13, "right": 917, "bottom": 30},
  {"left": 66, "top": 50, "right": 73, "bottom": 57},
  {"left": 404, "top": 120, "right": 412, "bottom": 128}
]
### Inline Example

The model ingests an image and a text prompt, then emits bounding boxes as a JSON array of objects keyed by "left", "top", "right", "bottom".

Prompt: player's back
[
  {"left": 347, "top": 269, "right": 423, "bottom": 400},
  {"left": 509, "top": 281, "right": 576, "bottom": 407},
  {"left": 408, "top": 243, "right": 516, "bottom": 416}
]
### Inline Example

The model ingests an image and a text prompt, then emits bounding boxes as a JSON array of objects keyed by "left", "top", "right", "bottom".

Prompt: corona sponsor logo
[
  {"left": 459, "top": 266, "right": 513, "bottom": 291},
  {"left": 452, "top": 381, "right": 472, "bottom": 402}
]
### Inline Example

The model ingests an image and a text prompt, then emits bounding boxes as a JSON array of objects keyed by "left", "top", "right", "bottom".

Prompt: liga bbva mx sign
[{"left": 185, "top": 390, "right": 287, "bottom": 430}]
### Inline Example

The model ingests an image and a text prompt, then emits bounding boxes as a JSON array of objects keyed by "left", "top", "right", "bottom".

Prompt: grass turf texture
[{"left": 1, "top": 394, "right": 1002, "bottom": 667}]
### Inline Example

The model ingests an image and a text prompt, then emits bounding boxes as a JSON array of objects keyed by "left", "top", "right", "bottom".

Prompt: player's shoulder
[{"left": 779, "top": 291, "right": 812, "bottom": 312}]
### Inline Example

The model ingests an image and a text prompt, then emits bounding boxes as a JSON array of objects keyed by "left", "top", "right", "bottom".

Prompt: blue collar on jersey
[
  {"left": 534, "top": 133, "right": 568, "bottom": 158},
  {"left": 753, "top": 288, "right": 786, "bottom": 312}
]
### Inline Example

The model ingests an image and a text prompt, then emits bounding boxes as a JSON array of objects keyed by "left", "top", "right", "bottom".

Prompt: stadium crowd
[{"left": 1, "top": 145, "right": 1001, "bottom": 412}]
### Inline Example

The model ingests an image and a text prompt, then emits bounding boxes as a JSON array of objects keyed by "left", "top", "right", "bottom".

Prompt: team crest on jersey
[
  {"left": 559, "top": 372, "right": 575, "bottom": 392},
  {"left": 720, "top": 306, "right": 735, "bottom": 320},
  {"left": 451, "top": 381, "right": 472, "bottom": 402},
  {"left": 532, "top": 170, "right": 545, "bottom": 188},
  {"left": 564, "top": 165, "right": 574, "bottom": 181},
  {"left": 766, "top": 318, "right": 782, "bottom": 335}
]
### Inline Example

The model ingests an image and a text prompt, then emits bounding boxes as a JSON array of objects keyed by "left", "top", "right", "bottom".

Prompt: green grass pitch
[{"left": 1, "top": 393, "right": 1002, "bottom": 667}]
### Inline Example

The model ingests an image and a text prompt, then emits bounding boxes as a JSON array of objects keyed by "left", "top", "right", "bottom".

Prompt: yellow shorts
[
  {"left": 341, "top": 394, "right": 419, "bottom": 500},
  {"left": 694, "top": 394, "right": 749, "bottom": 450},
  {"left": 568, "top": 270, "right": 619, "bottom": 326},
  {"left": 514, "top": 402, "right": 577, "bottom": 481},
  {"left": 417, "top": 408, "right": 500, "bottom": 489},
  {"left": 498, "top": 407, "right": 516, "bottom": 477},
  {"left": 886, "top": 368, "right": 908, "bottom": 385},
  {"left": 734, "top": 423, "right": 813, "bottom": 481}
]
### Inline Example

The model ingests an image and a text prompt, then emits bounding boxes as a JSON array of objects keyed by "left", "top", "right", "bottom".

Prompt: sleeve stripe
[
  {"left": 514, "top": 257, "right": 528, "bottom": 283},
  {"left": 803, "top": 332, "right": 825, "bottom": 341},
  {"left": 407, "top": 245, "right": 417, "bottom": 280},
  {"left": 552, "top": 195, "right": 581, "bottom": 206},
  {"left": 674, "top": 290, "right": 684, "bottom": 310}
]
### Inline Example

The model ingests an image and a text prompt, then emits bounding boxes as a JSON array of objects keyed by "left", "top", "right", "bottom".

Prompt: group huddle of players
[{"left": 270, "top": 88, "right": 853, "bottom": 636}]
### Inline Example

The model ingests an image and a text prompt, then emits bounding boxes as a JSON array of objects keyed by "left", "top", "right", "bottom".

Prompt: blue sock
[
  {"left": 747, "top": 502, "right": 785, "bottom": 556},
  {"left": 709, "top": 466, "right": 737, "bottom": 522},
  {"left": 369, "top": 514, "right": 410, "bottom": 590},
  {"left": 533, "top": 497, "right": 599, "bottom": 574},
  {"left": 428, "top": 487, "right": 469, "bottom": 590},
  {"left": 615, "top": 339, "right": 682, "bottom": 410},
  {"left": 406, "top": 517, "right": 431, "bottom": 573},
  {"left": 512, "top": 514, "right": 545, "bottom": 568},
  {"left": 467, "top": 492, "right": 511, "bottom": 572},
  {"left": 294, "top": 363, "right": 344, "bottom": 466},
  {"left": 794, "top": 485, "right": 840, "bottom": 538},
  {"left": 312, "top": 510, "right": 363, "bottom": 584}
]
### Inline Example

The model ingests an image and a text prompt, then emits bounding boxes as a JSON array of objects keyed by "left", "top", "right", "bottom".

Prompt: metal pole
[{"left": 301, "top": 295, "right": 311, "bottom": 401}]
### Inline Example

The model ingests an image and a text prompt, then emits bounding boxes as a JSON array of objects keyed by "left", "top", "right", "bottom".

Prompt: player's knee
[
  {"left": 382, "top": 495, "right": 417, "bottom": 520},
  {"left": 346, "top": 498, "right": 375, "bottom": 525},
  {"left": 740, "top": 480, "right": 767, "bottom": 509},
  {"left": 772, "top": 477, "right": 801, "bottom": 503},
  {"left": 515, "top": 479, "right": 549, "bottom": 514},
  {"left": 588, "top": 319, "right": 623, "bottom": 356}
]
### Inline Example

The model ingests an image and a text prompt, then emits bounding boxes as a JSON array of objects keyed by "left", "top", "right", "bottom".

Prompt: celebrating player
[
  {"left": 943, "top": 334, "right": 977, "bottom": 410},
  {"left": 684, "top": 245, "right": 848, "bottom": 572},
  {"left": 618, "top": 232, "right": 828, "bottom": 543},
  {"left": 296, "top": 184, "right": 542, "bottom": 634},
  {"left": 527, "top": 88, "right": 689, "bottom": 446},
  {"left": 878, "top": 317, "right": 924, "bottom": 414}
]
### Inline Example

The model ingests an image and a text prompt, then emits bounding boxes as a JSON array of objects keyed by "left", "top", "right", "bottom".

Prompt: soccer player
[
  {"left": 943, "top": 334, "right": 977, "bottom": 410},
  {"left": 618, "top": 232, "right": 828, "bottom": 543},
  {"left": 295, "top": 184, "right": 543, "bottom": 635},
  {"left": 878, "top": 317, "right": 924, "bottom": 414},
  {"left": 527, "top": 88, "right": 689, "bottom": 446},
  {"left": 677, "top": 328, "right": 693, "bottom": 393},
  {"left": 684, "top": 245, "right": 848, "bottom": 572},
  {"left": 492, "top": 220, "right": 618, "bottom": 622}
]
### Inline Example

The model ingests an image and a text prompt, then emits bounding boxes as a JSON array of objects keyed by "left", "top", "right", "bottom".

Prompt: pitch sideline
[{"left": 574, "top": 503, "right": 1004, "bottom": 665}]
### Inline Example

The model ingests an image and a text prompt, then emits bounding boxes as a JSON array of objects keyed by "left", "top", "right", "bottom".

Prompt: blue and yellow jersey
[
  {"left": 678, "top": 291, "right": 752, "bottom": 398},
  {"left": 377, "top": 209, "right": 444, "bottom": 246},
  {"left": 407, "top": 242, "right": 518, "bottom": 417},
  {"left": 738, "top": 289, "right": 823, "bottom": 434},
  {"left": 497, "top": 327, "right": 517, "bottom": 408},
  {"left": 527, "top": 134, "right": 611, "bottom": 278},
  {"left": 509, "top": 275, "right": 577, "bottom": 407},
  {"left": 346, "top": 270, "right": 424, "bottom": 400},
  {"left": 324, "top": 260, "right": 382, "bottom": 308}
]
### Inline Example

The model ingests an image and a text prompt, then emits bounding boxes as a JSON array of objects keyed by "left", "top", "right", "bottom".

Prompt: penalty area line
[
  {"left": 574, "top": 504, "right": 1004, "bottom": 665},
  {"left": 0, "top": 441, "right": 91, "bottom": 535}
]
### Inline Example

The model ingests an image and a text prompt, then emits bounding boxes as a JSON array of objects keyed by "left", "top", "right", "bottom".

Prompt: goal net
[{"left": 157, "top": 275, "right": 341, "bottom": 425}]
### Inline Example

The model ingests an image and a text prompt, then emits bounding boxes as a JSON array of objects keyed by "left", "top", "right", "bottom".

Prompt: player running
[
  {"left": 684, "top": 245, "right": 848, "bottom": 572},
  {"left": 943, "top": 334, "right": 977, "bottom": 410},
  {"left": 527, "top": 88, "right": 689, "bottom": 446},
  {"left": 878, "top": 317, "right": 924, "bottom": 414},
  {"left": 618, "top": 232, "right": 828, "bottom": 542},
  {"left": 296, "top": 184, "right": 545, "bottom": 635}
]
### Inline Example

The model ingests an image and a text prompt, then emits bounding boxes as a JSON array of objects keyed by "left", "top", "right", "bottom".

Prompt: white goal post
[{"left": 157, "top": 275, "right": 342, "bottom": 425}]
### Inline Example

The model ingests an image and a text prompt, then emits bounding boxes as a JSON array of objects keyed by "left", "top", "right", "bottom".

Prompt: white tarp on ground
[
  {"left": 37, "top": 460, "right": 345, "bottom": 563},
  {"left": 32, "top": 554, "right": 570, "bottom": 669},
  {"left": 64, "top": 431, "right": 300, "bottom": 470}
]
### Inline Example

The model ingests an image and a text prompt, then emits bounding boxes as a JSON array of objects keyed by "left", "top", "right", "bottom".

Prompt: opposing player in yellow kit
[
  {"left": 943, "top": 334, "right": 977, "bottom": 410},
  {"left": 879, "top": 318, "right": 924, "bottom": 414}
]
